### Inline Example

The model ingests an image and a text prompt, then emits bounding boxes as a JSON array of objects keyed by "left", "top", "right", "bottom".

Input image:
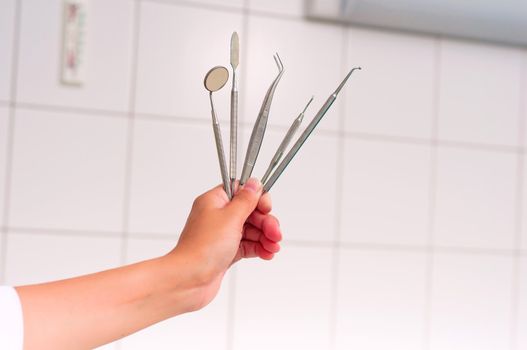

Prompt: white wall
[{"left": 0, "top": 0, "right": 526, "bottom": 349}]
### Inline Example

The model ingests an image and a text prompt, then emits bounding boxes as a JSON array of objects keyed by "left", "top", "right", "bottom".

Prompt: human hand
[{"left": 171, "top": 178, "right": 282, "bottom": 309}]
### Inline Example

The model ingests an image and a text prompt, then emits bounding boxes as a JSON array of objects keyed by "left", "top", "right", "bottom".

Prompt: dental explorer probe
[
  {"left": 260, "top": 96, "right": 313, "bottom": 184},
  {"left": 263, "top": 67, "right": 362, "bottom": 192}
]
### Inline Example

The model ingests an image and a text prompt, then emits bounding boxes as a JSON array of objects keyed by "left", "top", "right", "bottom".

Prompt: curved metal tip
[
  {"left": 273, "top": 52, "right": 284, "bottom": 72},
  {"left": 333, "top": 66, "right": 361, "bottom": 95},
  {"left": 302, "top": 96, "right": 314, "bottom": 114}
]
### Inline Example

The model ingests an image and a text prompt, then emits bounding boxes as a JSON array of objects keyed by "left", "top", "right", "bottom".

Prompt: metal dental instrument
[
  {"left": 204, "top": 66, "right": 232, "bottom": 199},
  {"left": 263, "top": 67, "right": 362, "bottom": 192},
  {"left": 240, "top": 53, "right": 284, "bottom": 185},
  {"left": 229, "top": 32, "right": 239, "bottom": 194},
  {"left": 260, "top": 96, "right": 313, "bottom": 184}
]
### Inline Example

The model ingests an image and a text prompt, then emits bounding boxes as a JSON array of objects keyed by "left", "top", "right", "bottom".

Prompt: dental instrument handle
[
  {"left": 210, "top": 94, "right": 232, "bottom": 199},
  {"left": 263, "top": 96, "right": 334, "bottom": 192},
  {"left": 260, "top": 118, "right": 300, "bottom": 184},
  {"left": 260, "top": 96, "right": 312, "bottom": 184},
  {"left": 230, "top": 86, "right": 238, "bottom": 193}
]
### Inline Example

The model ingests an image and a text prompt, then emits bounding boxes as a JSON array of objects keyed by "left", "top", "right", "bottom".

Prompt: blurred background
[{"left": 0, "top": 0, "right": 526, "bottom": 349}]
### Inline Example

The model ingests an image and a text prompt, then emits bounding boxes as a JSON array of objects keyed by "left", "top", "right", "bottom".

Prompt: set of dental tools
[{"left": 204, "top": 32, "right": 361, "bottom": 199}]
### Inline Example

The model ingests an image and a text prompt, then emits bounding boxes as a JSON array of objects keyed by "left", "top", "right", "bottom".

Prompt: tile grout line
[
  {"left": 226, "top": 3, "right": 250, "bottom": 349},
  {"left": 510, "top": 48, "right": 527, "bottom": 350},
  {"left": 4, "top": 101, "right": 527, "bottom": 155},
  {"left": 114, "top": 2, "right": 142, "bottom": 348},
  {"left": 142, "top": 0, "right": 305, "bottom": 22},
  {"left": 2, "top": 224, "right": 522, "bottom": 254},
  {"left": 144, "top": 0, "right": 245, "bottom": 14},
  {"left": 328, "top": 24, "right": 349, "bottom": 350},
  {"left": 0, "top": 0, "right": 22, "bottom": 284},
  {"left": 423, "top": 35, "right": 442, "bottom": 350},
  {"left": 119, "top": 0, "right": 142, "bottom": 267}
]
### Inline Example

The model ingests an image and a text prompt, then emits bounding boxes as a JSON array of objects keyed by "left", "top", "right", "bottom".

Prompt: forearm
[{"left": 16, "top": 251, "right": 204, "bottom": 350}]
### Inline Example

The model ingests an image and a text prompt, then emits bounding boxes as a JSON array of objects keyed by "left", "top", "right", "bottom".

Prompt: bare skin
[{"left": 16, "top": 178, "right": 282, "bottom": 350}]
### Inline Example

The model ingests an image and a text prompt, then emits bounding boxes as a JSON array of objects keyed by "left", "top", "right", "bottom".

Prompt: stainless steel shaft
[
  {"left": 230, "top": 88, "right": 238, "bottom": 193},
  {"left": 263, "top": 95, "right": 335, "bottom": 192},
  {"left": 210, "top": 94, "right": 232, "bottom": 199},
  {"left": 262, "top": 67, "right": 361, "bottom": 192},
  {"left": 230, "top": 32, "right": 239, "bottom": 194}
]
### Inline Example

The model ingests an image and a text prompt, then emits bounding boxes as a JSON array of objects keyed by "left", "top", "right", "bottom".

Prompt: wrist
[{"left": 158, "top": 248, "right": 220, "bottom": 313}]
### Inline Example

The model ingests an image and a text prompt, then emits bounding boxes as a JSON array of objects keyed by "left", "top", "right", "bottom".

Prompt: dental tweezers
[{"left": 240, "top": 53, "right": 284, "bottom": 185}]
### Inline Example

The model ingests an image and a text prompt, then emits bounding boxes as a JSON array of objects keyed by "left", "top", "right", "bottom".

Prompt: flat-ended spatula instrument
[{"left": 229, "top": 32, "right": 239, "bottom": 193}]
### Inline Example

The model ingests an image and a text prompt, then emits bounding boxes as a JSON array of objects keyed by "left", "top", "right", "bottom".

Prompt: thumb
[{"left": 226, "top": 178, "right": 263, "bottom": 221}]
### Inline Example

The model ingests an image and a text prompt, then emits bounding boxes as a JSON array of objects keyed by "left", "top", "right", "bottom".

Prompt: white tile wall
[
  {"left": 438, "top": 40, "right": 523, "bottom": 147},
  {"left": 346, "top": 28, "right": 436, "bottom": 139},
  {"left": 341, "top": 139, "right": 431, "bottom": 246},
  {"left": 518, "top": 256, "right": 527, "bottom": 349},
  {"left": 429, "top": 252, "right": 514, "bottom": 350},
  {"left": 434, "top": 147, "right": 517, "bottom": 250},
  {"left": 16, "top": 0, "right": 134, "bottom": 111},
  {"left": 233, "top": 244, "right": 333, "bottom": 350},
  {"left": 177, "top": 0, "right": 245, "bottom": 10},
  {"left": 244, "top": 15, "right": 344, "bottom": 131},
  {"left": 5, "top": 231, "right": 121, "bottom": 285},
  {"left": 9, "top": 109, "right": 127, "bottom": 231},
  {"left": 128, "top": 119, "right": 219, "bottom": 235},
  {"left": 0, "top": 0, "right": 15, "bottom": 101},
  {"left": 0, "top": 1, "right": 524, "bottom": 348},
  {"left": 0, "top": 107, "right": 9, "bottom": 227},
  {"left": 121, "top": 237, "right": 230, "bottom": 350},
  {"left": 135, "top": 1, "right": 243, "bottom": 122},
  {"left": 246, "top": 127, "right": 339, "bottom": 243},
  {"left": 335, "top": 249, "right": 427, "bottom": 350},
  {"left": 523, "top": 155, "right": 527, "bottom": 251},
  {"left": 247, "top": 0, "right": 305, "bottom": 16}
]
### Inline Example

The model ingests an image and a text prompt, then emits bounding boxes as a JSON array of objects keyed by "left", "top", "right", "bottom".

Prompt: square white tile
[
  {"left": 247, "top": 0, "right": 305, "bottom": 16},
  {"left": 16, "top": 0, "right": 134, "bottom": 111},
  {"left": 434, "top": 147, "right": 517, "bottom": 250},
  {"left": 9, "top": 108, "right": 127, "bottom": 231},
  {"left": 438, "top": 40, "right": 523, "bottom": 147},
  {"left": 134, "top": 2, "right": 243, "bottom": 123},
  {"left": 518, "top": 256, "right": 527, "bottom": 349},
  {"left": 0, "top": 107, "right": 9, "bottom": 227},
  {"left": 522, "top": 155, "right": 527, "bottom": 251},
  {"left": 244, "top": 126, "right": 339, "bottom": 243},
  {"left": 429, "top": 252, "right": 514, "bottom": 350},
  {"left": 335, "top": 249, "right": 427, "bottom": 350},
  {"left": 0, "top": 0, "right": 15, "bottom": 101},
  {"left": 341, "top": 139, "right": 431, "bottom": 246},
  {"left": 233, "top": 245, "right": 333, "bottom": 350},
  {"left": 169, "top": 0, "right": 244, "bottom": 9},
  {"left": 120, "top": 237, "right": 230, "bottom": 350},
  {"left": 345, "top": 28, "right": 436, "bottom": 139},
  {"left": 128, "top": 119, "right": 220, "bottom": 235},
  {"left": 5, "top": 232, "right": 121, "bottom": 285},
  {"left": 244, "top": 15, "right": 344, "bottom": 131}
]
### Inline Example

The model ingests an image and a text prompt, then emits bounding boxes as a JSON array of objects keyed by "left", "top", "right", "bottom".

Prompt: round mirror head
[{"left": 204, "top": 66, "right": 229, "bottom": 92}]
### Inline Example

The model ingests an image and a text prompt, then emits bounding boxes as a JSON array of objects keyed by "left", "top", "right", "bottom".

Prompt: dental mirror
[
  {"left": 204, "top": 66, "right": 229, "bottom": 92},
  {"left": 204, "top": 65, "right": 232, "bottom": 199}
]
